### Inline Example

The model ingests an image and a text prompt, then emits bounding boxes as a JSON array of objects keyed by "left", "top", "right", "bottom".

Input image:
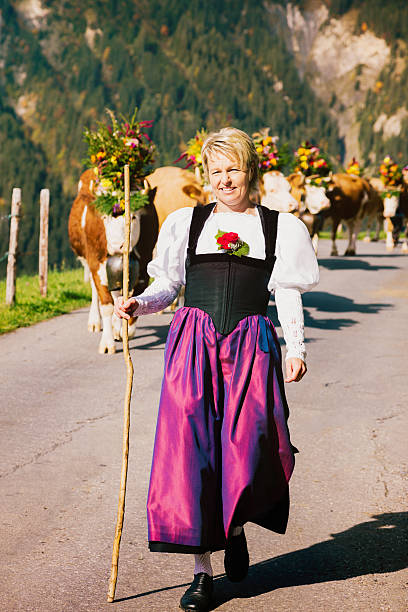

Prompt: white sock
[
  {"left": 194, "top": 552, "right": 213, "bottom": 576},
  {"left": 231, "top": 526, "right": 243, "bottom": 537}
]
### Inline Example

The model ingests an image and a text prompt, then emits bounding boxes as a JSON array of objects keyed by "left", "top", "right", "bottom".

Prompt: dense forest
[{"left": 1, "top": 0, "right": 407, "bottom": 275}]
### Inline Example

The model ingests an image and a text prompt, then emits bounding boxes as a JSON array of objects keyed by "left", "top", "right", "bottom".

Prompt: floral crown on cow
[{"left": 83, "top": 108, "right": 156, "bottom": 216}]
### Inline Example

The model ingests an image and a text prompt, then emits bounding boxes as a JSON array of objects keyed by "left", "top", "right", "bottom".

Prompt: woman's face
[{"left": 207, "top": 152, "right": 251, "bottom": 210}]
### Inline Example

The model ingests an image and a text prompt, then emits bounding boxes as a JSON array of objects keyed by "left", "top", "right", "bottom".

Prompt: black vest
[{"left": 184, "top": 203, "right": 278, "bottom": 335}]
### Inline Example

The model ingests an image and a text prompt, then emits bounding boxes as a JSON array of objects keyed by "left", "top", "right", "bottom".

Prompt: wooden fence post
[
  {"left": 6, "top": 188, "right": 22, "bottom": 306},
  {"left": 39, "top": 189, "right": 50, "bottom": 297}
]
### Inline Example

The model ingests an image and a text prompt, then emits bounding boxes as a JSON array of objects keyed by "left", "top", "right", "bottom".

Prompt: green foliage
[{"left": 0, "top": 268, "right": 91, "bottom": 334}]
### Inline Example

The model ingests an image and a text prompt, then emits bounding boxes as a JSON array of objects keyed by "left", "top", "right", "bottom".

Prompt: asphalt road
[{"left": 1, "top": 239, "right": 407, "bottom": 612}]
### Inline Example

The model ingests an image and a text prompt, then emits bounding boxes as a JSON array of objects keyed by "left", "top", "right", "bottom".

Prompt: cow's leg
[
  {"left": 363, "top": 225, "right": 371, "bottom": 243},
  {"left": 371, "top": 216, "right": 382, "bottom": 242},
  {"left": 90, "top": 263, "right": 116, "bottom": 354},
  {"left": 344, "top": 219, "right": 361, "bottom": 256},
  {"left": 385, "top": 218, "right": 394, "bottom": 251},
  {"left": 330, "top": 218, "right": 339, "bottom": 256},
  {"left": 311, "top": 233, "right": 319, "bottom": 254},
  {"left": 88, "top": 274, "right": 101, "bottom": 333},
  {"left": 401, "top": 222, "right": 408, "bottom": 253},
  {"left": 78, "top": 256, "right": 91, "bottom": 283}
]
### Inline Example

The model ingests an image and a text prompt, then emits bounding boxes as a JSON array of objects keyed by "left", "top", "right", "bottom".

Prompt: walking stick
[{"left": 107, "top": 164, "right": 134, "bottom": 602}]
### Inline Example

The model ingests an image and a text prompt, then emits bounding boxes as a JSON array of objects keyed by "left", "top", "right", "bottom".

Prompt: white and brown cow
[
  {"left": 368, "top": 177, "right": 403, "bottom": 251},
  {"left": 323, "top": 174, "right": 383, "bottom": 256},
  {"left": 68, "top": 169, "right": 158, "bottom": 354},
  {"left": 382, "top": 179, "right": 408, "bottom": 253}
]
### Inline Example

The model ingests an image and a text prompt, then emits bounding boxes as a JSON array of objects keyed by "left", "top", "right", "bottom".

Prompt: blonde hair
[{"left": 201, "top": 127, "right": 259, "bottom": 193}]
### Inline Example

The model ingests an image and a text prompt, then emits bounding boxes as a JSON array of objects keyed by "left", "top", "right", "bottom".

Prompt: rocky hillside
[{"left": 0, "top": 0, "right": 407, "bottom": 274}]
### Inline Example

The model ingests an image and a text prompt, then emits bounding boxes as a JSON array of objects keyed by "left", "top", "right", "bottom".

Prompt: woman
[{"left": 115, "top": 127, "right": 319, "bottom": 611}]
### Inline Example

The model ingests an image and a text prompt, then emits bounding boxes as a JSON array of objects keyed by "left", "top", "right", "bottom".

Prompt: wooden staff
[{"left": 107, "top": 165, "right": 134, "bottom": 602}]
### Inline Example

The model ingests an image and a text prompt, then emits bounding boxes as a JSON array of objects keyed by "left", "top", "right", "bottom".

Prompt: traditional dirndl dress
[{"left": 147, "top": 204, "right": 296, "bottom": 554}]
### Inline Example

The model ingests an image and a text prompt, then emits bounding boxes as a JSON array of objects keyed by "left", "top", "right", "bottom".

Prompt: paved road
[{"left": 1, "top": 239, "right": 407, "bottom": 612}]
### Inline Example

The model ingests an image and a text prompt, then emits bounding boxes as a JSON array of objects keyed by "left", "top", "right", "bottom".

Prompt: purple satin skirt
[{"left": 147, "top": 307, "right": 295, "bottom": 553}]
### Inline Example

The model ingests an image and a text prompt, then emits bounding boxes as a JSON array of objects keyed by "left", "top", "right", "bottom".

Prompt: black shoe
[
  {"left": 224, "top": 529, "right": 249, "bottom": 582},
  {"left": 179, "top": 573, "right": 213, "bottom": 611}
]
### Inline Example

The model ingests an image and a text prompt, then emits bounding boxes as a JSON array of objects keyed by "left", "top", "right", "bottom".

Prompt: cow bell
[{"left": 106, "top": 251, "right": 140, "bottom": 292}]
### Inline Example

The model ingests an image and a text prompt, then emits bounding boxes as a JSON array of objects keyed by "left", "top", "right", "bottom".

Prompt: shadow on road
[
  {"left": 212, "top": 511, "right": 408, "bottom": 609},
  {"left": 113, "top": 324, "right": 171, "bottom": 353},
  {"left": 318, "top": 258, "right": 399, "bottom": 271},
  {"left": 114, "top": 512, "right": 407, "bottom": 607}
]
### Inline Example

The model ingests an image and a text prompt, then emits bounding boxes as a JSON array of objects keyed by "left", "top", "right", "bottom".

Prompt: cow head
[
  {"left": 101, "top": 183, "right": 156, "bottom": 255},
  {"left": 182, "top": 183, "right": 207, "bottom": 205},
  {"left": 102, "top": 212, "right": 141, "bottom": 255},
  {"left": 304, "top": 183, "right": 331, "bottom": 214},
  {"left": 383, "top": 194, "right": 400, "bottom": 218},
  {"left": 261, "top": 171, "right": 298, "bottom": 212}
]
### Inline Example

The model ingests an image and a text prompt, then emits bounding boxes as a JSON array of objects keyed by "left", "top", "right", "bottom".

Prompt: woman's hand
[
  {"left": 114, "top": 296, "right": 139, "bottom": 320},
  {"left": 285, "top": 357, "right": 307, "bottom": 383}
]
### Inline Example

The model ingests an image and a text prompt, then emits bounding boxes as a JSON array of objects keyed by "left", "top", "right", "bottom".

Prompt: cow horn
[{"left": 142, "top": 178, "right": 151, "bottom": 194}]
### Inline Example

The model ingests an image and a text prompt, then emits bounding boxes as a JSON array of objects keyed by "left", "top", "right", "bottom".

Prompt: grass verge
[{"left": 0, "top": 268, "right": 91, "bottom": 335}]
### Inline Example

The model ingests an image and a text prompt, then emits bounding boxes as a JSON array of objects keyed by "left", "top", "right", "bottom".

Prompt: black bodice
[{"left": 184, "top": 203, "right": 279, "bottom": 335}]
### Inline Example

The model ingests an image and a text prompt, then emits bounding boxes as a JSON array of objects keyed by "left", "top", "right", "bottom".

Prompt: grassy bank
[{"left": 0, "top": 268, "right": 91, "bottom": 335}]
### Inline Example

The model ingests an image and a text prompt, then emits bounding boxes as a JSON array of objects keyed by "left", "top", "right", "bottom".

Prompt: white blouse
[{"left": 134, "top": 207, "right": 319, "bottom": 361}]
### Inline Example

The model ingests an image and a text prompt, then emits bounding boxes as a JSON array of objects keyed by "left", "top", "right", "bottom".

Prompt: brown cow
[
  {"left": 68, "top": 169, "right": 158, "bottom": 354},
  {"left": 288, "top": 173, "right": 383, "bottom": 256},
  {"left": 145, "top": 166, "right": 209, "bottom": 229},
  {"left": 323, "top": 174, "right": 383, "bottom": 256}
]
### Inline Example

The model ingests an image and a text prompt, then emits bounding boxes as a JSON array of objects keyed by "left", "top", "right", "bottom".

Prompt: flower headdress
[
  {"left": 293, "top": 141, "right": 332, "bottom": 185},
  {"left": 174, "top": 129, "right": 208, "bottom": 182},
  {"left": 252, "top": 129, "right": 290, "bottom": 174},
  {"left": 83, "top": 108, "right": 156, "bottom": 216},
  {"left": 378, "top": 156, "right": 403, "bottom": 198},
  {"left": 346, "top": 157, "right": 362, "bottom": 176}
]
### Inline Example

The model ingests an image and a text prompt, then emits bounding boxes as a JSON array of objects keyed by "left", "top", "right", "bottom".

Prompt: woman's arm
[
  {"left": 269, "top": 213, "right": 319, "bottom": 379},
  {"left": 114, "top": 207, "right": 193, "bottom": 318}
]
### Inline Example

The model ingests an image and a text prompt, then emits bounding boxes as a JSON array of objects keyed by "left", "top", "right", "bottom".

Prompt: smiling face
[{"left": 207, "top": 152, "right": 251, "bottom": 212}]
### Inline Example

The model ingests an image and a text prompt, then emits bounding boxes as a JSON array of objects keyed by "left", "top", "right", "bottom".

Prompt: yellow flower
[
  {"left": 116, "top": 172, "right": 122, "bottom": 178},
  {"left": 91, "top": 154, "right": 96, "bottom": 163},
  {"left": 304, "top": 149, "right": 311, "bottom": 156},
  {"left": 96, "top": 151, "right": 106, "bottom": 160},
  {"left": 314, "top": 177, "right": 322, "bottom": 184},
  {"left": 297, "top": 147, "right": 305, "bottom": 156},
  {"left": 110, "top": 156, "right": 117, "bottom": 164},
  {"left": 263, "top": 137, "right": 272, "bottom": 145},
  {"left": 300, "top": 155, "right": 308, "bottom": 162},
  {"left": 256, "top": 146, "right": 263, "bottom": 153},
  {"left": 271, "top": 158, "right": 277, "bottom": 166},
  {"left": 384, "top": 156, "right": 391, "bottom": 164},
  {"left": 101, "top": 178, "right": 112, "bottom": 189},
  {"left": 301, "top": 161, "right": 308, "bottom": 169}
]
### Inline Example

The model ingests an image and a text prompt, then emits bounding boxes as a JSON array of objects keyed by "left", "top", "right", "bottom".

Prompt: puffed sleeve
[
  {"left": 134, "top": 207, "right": 193, "bottom": 315},
  {"left": 269, "top": 213, "right": 319, "bottom": 362}
]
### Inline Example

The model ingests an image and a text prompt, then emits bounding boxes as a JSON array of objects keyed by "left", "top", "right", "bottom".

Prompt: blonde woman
[{"left": 115, "top": 127, "right": 319, "bottom": 611}]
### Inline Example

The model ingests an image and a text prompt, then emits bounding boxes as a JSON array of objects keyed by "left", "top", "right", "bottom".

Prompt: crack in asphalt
[{"left": 0, "top": 413, "right": 114, "bottom": 479}]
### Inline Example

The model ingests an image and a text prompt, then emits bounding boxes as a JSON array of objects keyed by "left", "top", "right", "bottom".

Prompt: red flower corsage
[{"left": 215, "top": 230, "right": 250, "bottom": 257}]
